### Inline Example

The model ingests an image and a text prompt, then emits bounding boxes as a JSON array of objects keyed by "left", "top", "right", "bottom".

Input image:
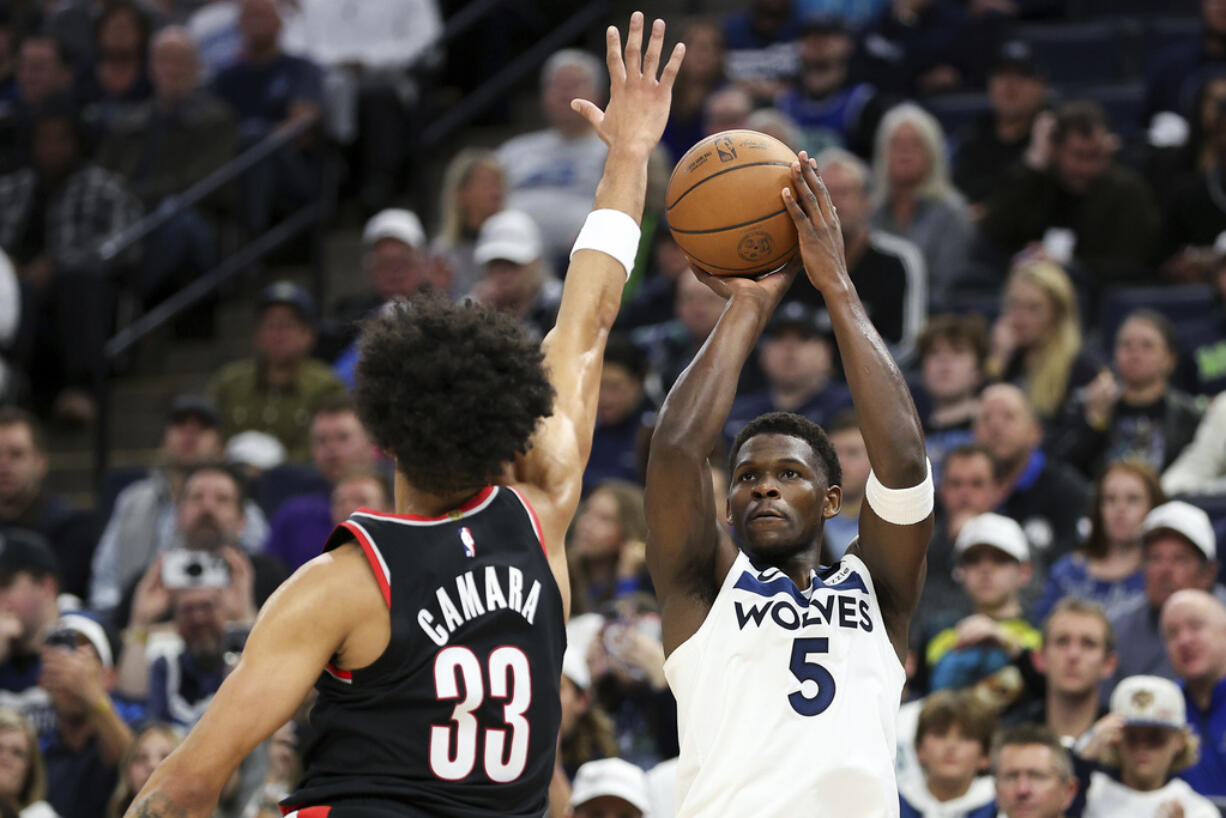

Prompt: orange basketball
[{"left": 665, "top": 130, "right": 799, "bottom": 276}]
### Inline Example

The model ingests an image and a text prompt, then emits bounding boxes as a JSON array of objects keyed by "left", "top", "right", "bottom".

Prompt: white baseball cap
[
  {"left": 1142, "top": 501, "right": 1216, "bottom": 560},
  {"left": 1110, "top": 675, "right": 1186, "bottom": 729},
  {"left": 363, "top": 208, "right": 426, "bottom": 250},
  {"left": 562, "top": 645, "right": 590, "bottom": 691},
  {"left": 224, "top": 430, "right": 286, "bottom": 471},
  {"left": 474, "top": 210, "right": 542, "bottom": 266},
  {"left": 954, "top": 513, "right": 1030, "bottom": 563},
  {"left": 570, "top": 758, "right": 652, "bottom": 814}
]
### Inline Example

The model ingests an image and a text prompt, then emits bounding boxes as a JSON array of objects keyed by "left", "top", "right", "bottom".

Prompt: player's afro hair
[
  {"left": 353, "top": 294, "right": 555, "bottom": 495},
  {"left": 728, "top": 411, "right": 842, "bottom": 488}
]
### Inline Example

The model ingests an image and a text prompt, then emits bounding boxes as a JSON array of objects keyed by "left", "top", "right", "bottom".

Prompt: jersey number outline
[
  {"left": 787, "top": 637, "right": 836, "bottom": 717},
  {"left": 429, "top": 645, "right": 532, "bottom": 782}
]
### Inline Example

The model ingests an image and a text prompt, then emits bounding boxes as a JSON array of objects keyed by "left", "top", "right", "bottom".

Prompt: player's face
[
  {"left": 916, "top": 725, "right": 985, "bottom": 788},
  {"left": 993, "top": 745, "right": 1075, "bottom": 818},
  {"left": 1119, "top": 726, "right": 1183, "bottom": 788},
  {"left": 573, "top": 797, "right": 643, "bottom": 818},
  {"left": 957, "top": 546, "right": 1029, "bottom": 610},
  {"left": 1040, "top": 612, "right": 1113, "bottom": 696},
  {"left": 922, "top": 338, "right": 981, "bottom": 402},
  {"left": 728, "top": 434, "right": 837, "bottom": 564}
]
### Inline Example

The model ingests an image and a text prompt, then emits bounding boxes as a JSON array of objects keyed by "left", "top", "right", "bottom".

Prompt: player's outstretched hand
[
  {"left": 691, "top": 256, "right": 798, "bottom": 308},
  {"left": 572, "top": 11, "right": 685, "bottom": 157},
  {"left": 781, "top": 150, "right": 851, "bottom": 296}
]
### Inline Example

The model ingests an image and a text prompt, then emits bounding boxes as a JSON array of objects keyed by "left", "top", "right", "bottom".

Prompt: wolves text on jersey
[
  {"left": 417, "top": 565, "right": 543, "bottom": 647},
  {"left": 731, "top": 569, "right": 875, "bottom": 634}
]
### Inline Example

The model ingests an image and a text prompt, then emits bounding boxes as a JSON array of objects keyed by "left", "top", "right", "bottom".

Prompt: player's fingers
[
  {"left": 659, "top": 42, "right": 686, "bottom": 89},
  {"left": 799, "top": 154, "right": 834, "bottom": 225},
  {"left": 571, "top": 99, "right": 605, "bottom": 130},
  {"left": 790, "top": 160, "right": 820, "bottom": 222},
  {"left": 781, "top": 186, "right": 811, "bottom": 231},
  {"left": 643, "top": 18, "right": 665, "bottom": 79},
  {"left": 624, "top": 11, "right": 644, "bottom": 77},
  {"left": 604, "top": 25, "right": 626, "bottom": 83}
]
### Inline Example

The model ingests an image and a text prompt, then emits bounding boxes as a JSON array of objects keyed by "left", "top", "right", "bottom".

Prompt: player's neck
[
  {"left": 774, "top": 548, "right": 824, "bottom": 590},
  {"left": 1046, "top": 686, "right": 1099, "bottom": 742},
  {"left": 393, "top": 472, "right": 486, "bottom": 518}
]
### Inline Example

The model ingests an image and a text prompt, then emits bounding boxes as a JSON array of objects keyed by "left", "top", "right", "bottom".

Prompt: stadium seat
[
  {"left": 1097, "top": 284, "right": 1216, "bottom": 353},
  {"left": 1015, "top": 21, "right": 1136, "bottom": 86},
  {"left": 1143, "top": 17, "right": 1203, "bottom": 72},
  {"left": 1079, "top": 82, "right": 1147, "bottom": 138},
  {"left": 252, "top": 464, "right": 331, "bottom": 518},
  {"left": 922, "top": 93, "right": 991, "bottom": 143},
  {"left": 1072, "top": 0, "right": 1199, "bottom": 20}
]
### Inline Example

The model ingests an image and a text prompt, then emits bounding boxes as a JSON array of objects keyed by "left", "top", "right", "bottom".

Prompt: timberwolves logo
[
  {"left": 737, "top": 231, "right": 774, "bottom": 261},
  {"left": 715, "top": 136, "right": 737, "bottom": 162},
  {"left": 1131, "top": 690, "right": 1154, "bottom": 710}
]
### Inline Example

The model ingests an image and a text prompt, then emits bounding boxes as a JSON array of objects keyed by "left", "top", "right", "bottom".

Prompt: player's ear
[
  {"left": 725, "top": 496, "right": 733, "bottom": 525},
  {"left": 823, "top": 485, "right": 842, "bottom": 519}
]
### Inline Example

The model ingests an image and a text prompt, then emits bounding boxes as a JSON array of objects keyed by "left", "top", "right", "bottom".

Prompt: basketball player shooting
[
  {"left": 645, "top": 155, "right": 933, "bottom": 818},
  {"left": 125, "top": 13, "right": 684, "bottom": 818}
]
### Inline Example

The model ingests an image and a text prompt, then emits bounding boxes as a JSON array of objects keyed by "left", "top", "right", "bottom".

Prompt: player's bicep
[{"left": 855, "top": 502, "right": 932, "bottom": 629}]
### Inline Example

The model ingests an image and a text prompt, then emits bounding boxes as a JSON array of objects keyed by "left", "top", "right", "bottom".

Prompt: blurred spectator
[
  {"left": 586, "top": 335, "right": 651, "bottom": 495},
  {"left": 207, "top": 281, "right": 347, "bottom": 461},
  {"left": 1108, "top": 501, "right": 1223, "bottom": 689},
  {"left": 701, "top": 86, "right": 751, "bottom": 136},
  {"left": 1033, "top": 460, "right": 1160, "bottom": 625},
  {"left": 618, "top": 231, "right": 689, "bottom": 331},
  {"left": 917, "top": 315, "right": 986, "bottom": 476},
  {"left": 75, "top": 2, "right": 154, "bottom": 131},
  {"left": 1175, "top": 248, "right": 1226, "bottom": 399},
  {"left": 328, "top": 469, "right": 389, "bottom": 530},
  {"left": 721, "top": 0, "right": 801, "bottom": 103},
  {"left": 1048, "top": 311, "right": 1201, "bottom": 479},
  {"left": 0, "top": 408, "right": 98, "bottom": 600},
  {"left": 0, "top": 248, "right": 20, "bottom": 406},
  {"left": 0, "top": 533, "right": 60, "bottom": 737},
  {"left": 924, "top": 513, "right": 1040, "bottom": 692},
  {"left": 952, "top": 40, "right": 1045, "bottom": 218},
  {"left": 1148, "top": 73, "right": 1226, "bottom": 213},
  {"left": 661, "top": 19, "right": 726, "bottom": 164},
  {"left": 1162, "top": 393, "right": 1226, "bottom": 496},
  {"left": 973, "top": 384, "right": 1090, "bottom": 575},
  {"left": 981, "top": 103, "right": 1159, "bottom": 292},
  {"left": 245, "top": 720, "right": 298, "bottom": 817},
  {"left": 796, "top": 0, "right": 891, "bottom": 29},
  {"left": 991, "top": 725, "right": 1077, "bottom": 818},
  {"left": 986, "top": 260, "right": 1099, "bottom": 423},
  {"left": 784, "top": 148, "right": 925, "bottom": 359},
  {"left": 0, "top": 36, "right": 73, "bottom": 173},
  {"left": 431, "top": 150, "right": 505, "bottom": 300},
  {"left": 567, "top": 481, "right": 649, "bottom": 616},
  {"left": 0, "top": 98, "right": 142, "bottom": 423},
  {"left": 825, "top": 411, "right": 869, "bottom": 561},
  {"left": 89, "top": 394, "right": 268, "bottom": 613},
  {"left": 45, "top": 0, "right": 160, "bottom": 69},
  {"left": 1079, "top": 674, "right": 1218, "bottom": 818},
  {"left": 0, "top": 707, "right": 55, "bottom": 818},
  {"left": 211, "top": 0, "right": 322, "bottom": 234},
  {"left": 106, "top": 723, "right": 179, "bottom": 818},
  {"left": 853, "top": 0, "right": 974, "bottom": 96},
  {"left": 898, "top": 690, "right": 996, "bottom": 818},
  {"left": 871, "top": 103, "right": 970, "bottom": 305},
  {"left": 186, "top": 0, "right": 240, "bottom": 78},
  {"left": 1145, "top": 0, "right": 1226, "bottom": 123},
  {"left": 568, "top": 757, "right": 651, "bottom": 818},
  {"left": 774, "top": 19, "right": 886, "bottom": 159},
  {"left": 496, "top": 49, "right": 607, "bottom": 266},
  {"left": 264, "top": 399, "right": 375, "bottom": 572},
  {"left": 1158, "top": 98, "right": 1226, "bottom": 276},
  {"left": 636, "top": 270, "right": 728, "bottom": 404},
  {"left": 468, "top": 209, "right": 561, "bottom": 342},
  {"left": 558, "top": 646, "right": 617, "bottom": 780}
]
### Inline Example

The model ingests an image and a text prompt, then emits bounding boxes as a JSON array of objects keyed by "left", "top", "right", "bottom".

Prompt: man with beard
[{"left": 147, "top": 586, "right": 238, "bottom": 730}]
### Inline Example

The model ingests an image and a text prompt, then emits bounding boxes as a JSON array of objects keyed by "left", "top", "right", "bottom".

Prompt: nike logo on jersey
[{"left": 417, "top": 565, "right": 542, "bottom": 647}]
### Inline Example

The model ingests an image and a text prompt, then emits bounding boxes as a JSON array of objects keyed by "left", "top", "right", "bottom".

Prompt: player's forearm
[
  {"left": 126, "top": 788, "right": 207, "bottom": 818},
  {"left": 127, "top": 761, "right": 221, "bottom": 818}
]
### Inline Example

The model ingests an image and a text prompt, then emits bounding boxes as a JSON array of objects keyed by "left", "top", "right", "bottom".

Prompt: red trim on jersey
[
  {"left": 323, "top": 662, "right": 353, "bottom": 684},
  {"left": 507, "top": 488, "right": 547, "bottom": 558},
  {"left": 340, "top": 520, "right": 392, "bottom": 608},
  {"left": 355, "top": 486, "right": 496, "bottom": 522},
  {"left": 279, "top": 807, "right": 332, "bottom": 818}
]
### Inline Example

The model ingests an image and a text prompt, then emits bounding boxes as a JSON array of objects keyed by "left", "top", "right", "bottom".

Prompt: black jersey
[{"left": 282, "top": 486, "right": 565, "bottom": 817}]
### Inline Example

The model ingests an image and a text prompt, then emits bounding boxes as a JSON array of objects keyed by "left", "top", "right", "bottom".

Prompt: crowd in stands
[{"left": 1, "top": 0, "right": 1226, "bottom": 816}]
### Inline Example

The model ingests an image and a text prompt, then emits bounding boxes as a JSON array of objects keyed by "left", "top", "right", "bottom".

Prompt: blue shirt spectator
[
  {"left": 1032, "top": 553, "right": 1145, "bottom": 624},
  {"left": 264, "top": 491, "right": 331, "bottom": 572}
]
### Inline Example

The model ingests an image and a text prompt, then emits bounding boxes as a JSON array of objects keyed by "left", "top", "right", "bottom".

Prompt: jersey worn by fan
[
  {"left": 664, "top": 550, "right": 904, "bottom": 818},
  {"left": 282, "top": 486, "right": 565, "bottom": 818}
]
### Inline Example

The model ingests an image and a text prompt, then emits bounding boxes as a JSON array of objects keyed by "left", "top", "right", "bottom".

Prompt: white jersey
[
  {"left": 1083, "top": 771, "right": 1219, "bottom": 818},
  {"left": 664, "top": 550, "right": 905, "bottom": 818}
]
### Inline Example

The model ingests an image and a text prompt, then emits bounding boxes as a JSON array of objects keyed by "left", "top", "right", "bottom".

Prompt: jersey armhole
[
  {"left": 337, "top": 520, "right": 392, "bottom": 609},
  {"left": 507, "top": 487, "right": 548, "bottom": 558}
]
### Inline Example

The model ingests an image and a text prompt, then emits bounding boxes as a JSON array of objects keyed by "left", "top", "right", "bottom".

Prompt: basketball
[{"left": 665, "top": 130, "right": 800, "bottom": 276}]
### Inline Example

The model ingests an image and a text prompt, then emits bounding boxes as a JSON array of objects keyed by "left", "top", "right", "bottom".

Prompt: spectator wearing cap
[
  {"left": 916, "top": 315, "right": 987, "bottom": 478},
  {"left": 88, "top": 394, "right": 270, "bottom": 614},
  {"left": 0, "top": 531, "right": 62, "bottom": 738},
  {"left": 1078, "top": 674, "right": 1218, "bottom": 818},
  {"left": 431, "top": 150, "right": 506, "bottom": 300},
  {"left": 585, "top": 335, "right": 652, "bottom": 496},
  {"left": 1107, "top": 501, "right": 1225, "bottom": 692},
  {"left": 207, "top": 281, "right": 347, "bottom": 462},
  {"left": 567, "top": 757, "right": 652, "bottom": 818},
  {"left": 1160, "top": 589, "right": 1226, "bottom": 807},
  {"left": 0, "top": 407, "right": 98, "bottom": 601},
  {"left": 468, "top": 209, "right": 561, "bottom": 342}
]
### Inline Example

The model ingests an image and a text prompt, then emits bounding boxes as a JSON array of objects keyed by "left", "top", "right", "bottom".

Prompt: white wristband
[
  {"left": 570, "top": 209, "right": 641, "bottom": 281},
  {"left": 864, "top": 459, "right": 933, "bottom": 526}
]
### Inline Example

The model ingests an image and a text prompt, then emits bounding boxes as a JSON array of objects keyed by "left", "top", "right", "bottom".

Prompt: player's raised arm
[
  {"left": 781, "top": 153, "right": 932, "bottom": 660},
  {"left": 511, "top": 13, "right": 684, "bottom": 587}
]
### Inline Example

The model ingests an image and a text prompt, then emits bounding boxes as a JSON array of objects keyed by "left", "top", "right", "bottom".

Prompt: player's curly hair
[
  {"left": 353, "top": 294, "right": 555, "bottom": 495},
  {"left": 728, "top": 411, "right": 842, "bottom": 487}
]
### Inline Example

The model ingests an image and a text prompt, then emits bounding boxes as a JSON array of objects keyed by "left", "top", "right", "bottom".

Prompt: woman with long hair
[
  {"left": 431, "top": 148, "right": 506, "bottom": 298},
  {"left": 106, "top": 723, "right": 181, "bottom": 818},
  {"left": 0, "top": 709, "right": 55, "bottom": 818},
  {"left": 566, "top": 480, "right": 649, "bottom": 616}
]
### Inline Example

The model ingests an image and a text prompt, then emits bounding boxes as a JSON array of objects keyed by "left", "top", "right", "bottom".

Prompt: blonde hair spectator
[
  {"left": 0, "top": 708, "right": 51, "bottom": 816},
  {"left": 107, "top": 724, "right": 182, "bottom": 818}
]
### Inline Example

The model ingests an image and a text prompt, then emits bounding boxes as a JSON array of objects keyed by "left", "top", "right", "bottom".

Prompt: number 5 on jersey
[{"left": 788, "top": 637, "right": 836, "bottom": 717}]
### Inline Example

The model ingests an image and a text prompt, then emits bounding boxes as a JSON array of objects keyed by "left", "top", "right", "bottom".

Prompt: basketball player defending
[
  {"left": 127, "top": 13, "right": 684, "bottom": 818},
  {"left": 645, "top": 156, "right": 933, "bottom": 818}
]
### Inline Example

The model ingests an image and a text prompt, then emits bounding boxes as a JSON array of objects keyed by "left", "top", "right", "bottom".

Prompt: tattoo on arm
[{"left": 129, "top": 792, "right": 189, "bottom": 818}]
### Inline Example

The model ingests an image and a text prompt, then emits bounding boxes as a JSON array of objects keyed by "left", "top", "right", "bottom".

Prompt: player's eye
[
  {"left": 781, "top": 469, "right": 799, "bottom": 479},
  {"left": 738, "top": 471, "right": 756, "bottom": 482}
]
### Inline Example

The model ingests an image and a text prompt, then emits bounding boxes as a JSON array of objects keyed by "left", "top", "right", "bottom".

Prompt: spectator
[
  {"left": 1158, "top": 97, "right": 1226, "bottom": 276},
  {"left": 431, "top": 150, "right": 505, "bottom": 300},
  {"left": 981, "top": 102, "right": 1159, "bottom": 292},
  {"left": 825, "top": 411, "right": 869, "bottom": 561},
  {"left": 991, "top": 725, "right": 1077, "bottom": 818},
  {"left": 973, "top": 384, "right": 1091, "bottom": 577},
  {"left": 952, "top": 40, "right": 1046, "bottom": 219},
  {"left": 106, "top": 723, "right": 179, "bottom": 818},
  {"left": 468, "top": 209, "right": 561, "bottom": 342},
  {"left": 635, "top": 269, "right": 728, "bottom": 404},
  {"left": 924, "top": 513, "right": 1041, "bottom": 692},
  {"left": 208, "top": 281, "right": 347, "bottom": 461},
  {"left": 1178, "top": 251, "right": 1226, "bottom": 398},
  {"left": 1079, "top": 674, "right": 1218, "bottom": 818},
  {"left": 899, "top": 690, "right": 996, "bottom": 818},
  {"left": 244, "top": 720, "right": 298, "bottom": 817},
  {"left": 88, "top": 394, "right": 269, "bottom": 613},
  {"left": 264, "top": 399, "right": 375, "bottom": 573},
  {"left": 985, "top": 260, "right": 1099, "bottom": 424},
  {"left": 567, "top": 757, "right": 652, "bottom": 818},
  {"left": 721, "top": 0, "right": 801, "bottom": 103},
  {"left": 75, "top": 2, "right": 153, "bottom": 131},
  {"left": 0, "top": 408, "right": 98, "bottom": 600},
  {"left": 870, "top": 103, "right": 971, "bottom": 305},
  {"left": 0, "top": 533, "right": 60, "bottom": 738},
  {"left": 1108, "top": 501, "right": 1224, "bottom": 689},
  {"left": 917, "top": 315, "right": 987, "bottom": 477},
  {"left": 186, "top": 0, "right": 240, "bottom": 78},
  {"left": 1149, "top": 73, "right": 1226, "bottom": 217},
  {"left": 0, "top": 36, "right": 73, "bottom": 173},
  {"left": 0, "top": 707, "right": 55, "bottom": 818},
  {"left": 1146, "top": 0, "right": 1226, "bottom": 123},
  {"left": 497, "top": 49, "right": 607, "bottom": 266},
  {"left": 0, "top": 98, "right": 142, "bottom": 423},
  {"left": 328, "top": 469, "right": 389, "bottom": 528},
  {"left": 784, "top": 148, "right": 925, "bottom": 360},
  {"left": 567, "top": 481, "right": 649, "bottom": 616},
  {"left": 745, "top": 107, "right": 803, "bottom": 153},
  {"left": 1033, "top": 460, "right": 1160, "bottom": 625},
  {"left": 661, "top": 19, "right": 726, "bottom": 164},
  {"left": 701, "top": 86, "right": 751, "bottom": 135},
  {"left": 1160, "top": 589, "right": 1226, "bottom": 808},
  {"left": 618, "top": 231, "right": 690, "bottom": 332},
  {"left": 558, "top": 646, "right": 617, "bottom": 780},
  {"left": 853, "top": 0, "right": 973, "bottom": 97},
  {"left": 1162, "top": 393, "right": 1226, "bottom": 496},
  {"left": 586, "top": 335, "right": 651, "bottom": 495}
]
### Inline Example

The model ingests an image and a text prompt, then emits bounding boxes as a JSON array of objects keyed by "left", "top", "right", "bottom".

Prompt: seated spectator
[
  {"left": 899, "top": 690, "right": 996, "bottom": 818},
  {"left": 701, "top": 86, "right": 751, "bottom": 135},
  {"left": 431, "top": 150, "right": 505, "bottom": 300},
  {"left": 1049, "top": 311, "right": 1201, "bottom": 479},
  {"left": 1145, "top": 0, "right": 1226, "bottom": 124},
  {"left": 568, "top": 481, "right": 649, "bottom": 616},
  {"left": 245, "top": 719, "right": 299, "bottom": 817},
  {"left": 635, "top": 269, "right": 733, "bottom": 404},
  {"left": 89, "top": 394, "right": 269, "bottom": 613},
  {"left": 1179, "top": 251, "right": 1226, "bottom": 397},
  {"left": 1160, "top": 589, "right": 1226, "bottom": 808},
  {"left": 1162, "top": 392, "right": 1226, "bottom": 496},
  {"left": 496, "top": 49, "right": 607, "bottom": 266},
  {"left": 991, "top": 725, "right": 1077, "bottom": 818},
  {"left": 586, "top": 335, "right": 651, "bottom": 495},
  {"left": 106, "top": 723, "right": 180, "bottom": 818},
  {"left": 0, "top": 98, "right": 141, "bottom": 423},
  {"left": 558, "top": 646, "right": 617, "bottom": 780},
  {"left": 825, "top": 411, "right": 868, "bottom": 561},
  {"left": 186, "top": 0, "right": 240, "bottom": 79},
  {"left": 328, "top": 469, "right": 390, "bottom": 529},
  {"left": 1108, "top": 501, "right": 1224, "bottom": 690},
  {"left": 795, "top": 0, "right": 890, "bottom": 32},
  {"left": 618, "top": 231, "right": 690, "bottom": 332},
  {"left": 1033, "top": 460, "right": 1159, "bottom": 625},
  {"left": 784, "top": 148, "right": 925, "bottom": 360},
  {"left": 986, "top": 260, "right": 1099, "bottom": 424},
  {"left": 208, "top": 282, "right": 347, "bottom": 462},
  {"left": 925, "top": 513, "right": 1041, "bottom": 692},
  {"left": 745, "top": 107, "right": 803, "bottom": 152},
  {"left": 1147, "top": 73, "right": 1226, "bottom": 217},
  {"left": 721, "top": 0, "right": 801, "bottom": 103},
  {"left": 264, "top": 399, "right": 375, "bottom": 572},
  {"left": 0, "top": 707, "right": 56, "bottom": 818},
  {"left": 952, "top": 41, "right": 1045, "bottom": 220},
  {"left": 661, "top": 18, "right": 726, "bottom": 164},
  {"left": 974, "top": 384, "right": 1090, "bottom": 579},
  {"left": 1079, "top": 674, "right": 1218, "bottom": 818},
  {"left": 0, "top": 36, "right": 73, "bottom": 174},
  {"left": 1158, "top": 98, "right": 1226, "bottom": 278},
  {"left": 917, "top": 315, "right": 986, "bottom": 476},
  {"left": 468, "top": 210, "right": 561, "bottom": 342},
  {"left": 75, "top": 2, "right": 153, "bottom": 131},
  {"left": 0, "top": 533, "right": 61, "bottom": 737},
  {"left": 853, "top": 0, "right": 973, "bottom": 97},
  {"left": 870, "top": 103, "right": 970, "bottom": 305},
  {"left": 568, "top": 757, "right": 652, "bottom": 818},
  {"left": 0, "top": 408, "right": 98, "bottom": 600},
  {"left": 981, "top": 102, "right": 1159, "bottom": 293}
]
